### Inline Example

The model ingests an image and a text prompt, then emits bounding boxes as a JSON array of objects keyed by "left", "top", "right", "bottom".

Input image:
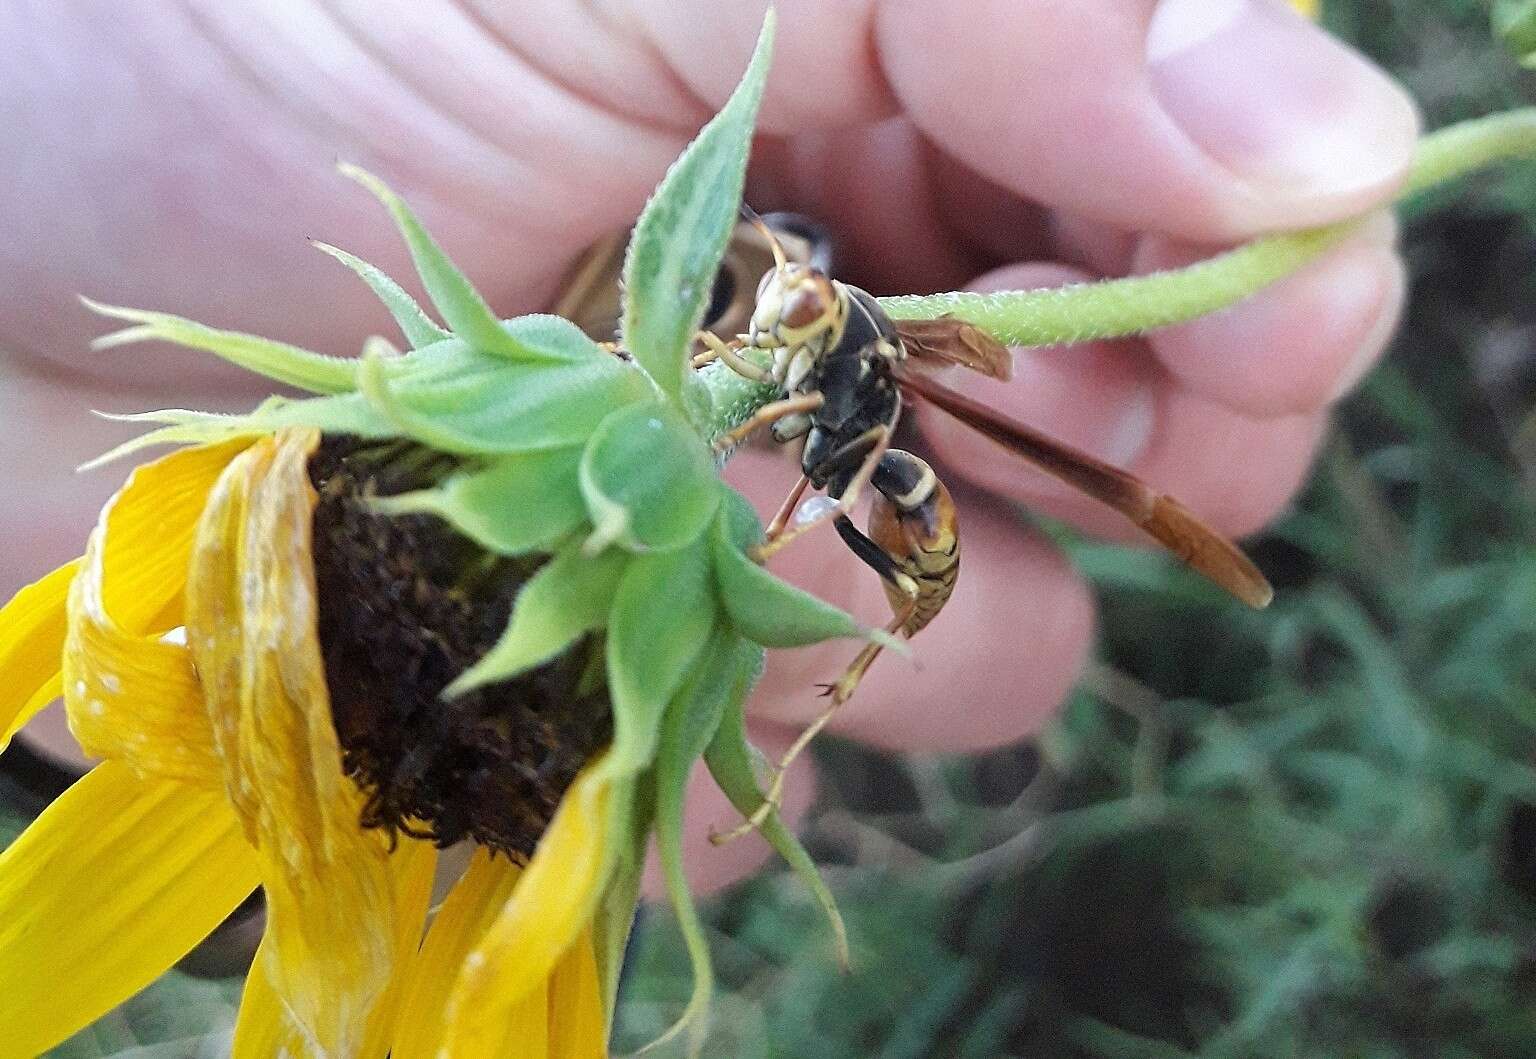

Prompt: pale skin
[{"left": 0, "top": 0, "right": 1419, "bottom": 893}]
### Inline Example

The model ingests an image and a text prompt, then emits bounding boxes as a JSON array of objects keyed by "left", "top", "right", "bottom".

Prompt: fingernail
[{"left": 1148, "top": 0, "right": 1419, "bottom": 201}]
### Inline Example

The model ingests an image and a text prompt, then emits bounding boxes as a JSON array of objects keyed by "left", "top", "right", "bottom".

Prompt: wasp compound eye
[{"left": 780, "top": 284, "right": 829, "bottom": 330}]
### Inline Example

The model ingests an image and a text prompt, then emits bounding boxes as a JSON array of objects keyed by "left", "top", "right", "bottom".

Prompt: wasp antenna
[
  {"left": 742, "top": 205, "right": 788, "bottom": 272},
  {"left": 739, "top": 203, "right": 786, "bottom": 267}
]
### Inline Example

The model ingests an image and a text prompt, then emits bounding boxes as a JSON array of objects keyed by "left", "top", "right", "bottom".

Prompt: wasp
[{"left": 693, "top": 212, "right": 1273, "bottom": 837}]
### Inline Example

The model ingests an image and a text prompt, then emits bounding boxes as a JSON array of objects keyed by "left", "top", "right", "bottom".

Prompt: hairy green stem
[
  {"left": 876, "top": 108, "right": 1536, "bottom": 346},
  {"left": 696, "top": 108, "right": 1536, "bottom": 442}
]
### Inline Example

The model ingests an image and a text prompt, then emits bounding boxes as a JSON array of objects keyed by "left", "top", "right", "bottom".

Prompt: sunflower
[
  {"left": 0, "top": 428, "right": 618, "bottom": 1057},
  {"left": 0, "top": 13, "right": 861, "bottom": 1057}
]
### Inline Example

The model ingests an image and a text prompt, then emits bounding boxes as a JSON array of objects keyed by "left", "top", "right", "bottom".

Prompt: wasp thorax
[{"left": 308, "top": 436, "right": 611, "bottom": 860}]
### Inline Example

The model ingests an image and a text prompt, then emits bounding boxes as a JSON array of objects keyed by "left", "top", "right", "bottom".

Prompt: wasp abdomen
[{"left": 867, "top": 451, "right": 959, "bottom": 637}]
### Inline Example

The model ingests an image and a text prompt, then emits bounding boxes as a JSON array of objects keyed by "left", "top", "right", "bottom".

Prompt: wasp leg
[
  {"left": 713, "top": 522, "right": 922, "bottom": 846},
  {"left": 764, "top": 474, "right": 813, "bottom": 540},
  {"left": 692, "top": 329, "right": 774, "bottom": 383},
  {"left": 751, "top": 421, "right": 894, "bottom": 559},
  {"left": 712, "top": 391, "right": 826, "bottom": 454},
  {"left": 717, "top": 455, "right": 953, "bottom": 845},
  {"left": 819, "top": 515, "right": 924, "bottom": 706}
]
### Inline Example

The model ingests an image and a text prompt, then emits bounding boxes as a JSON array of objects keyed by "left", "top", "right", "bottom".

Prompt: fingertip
[
  {"left": 1147, "top": 0, "right": 1421, "bottom": 231},
  {"left": 877, "top": 0, "right": 1418, "bottom": 240}
]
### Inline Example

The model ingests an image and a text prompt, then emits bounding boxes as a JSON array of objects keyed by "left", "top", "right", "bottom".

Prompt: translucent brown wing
[
  {"left": 896, "top": 369, "right": 1273, "bottom": 609},
  {"left": 894, "top": 316, "right": 1014, "bottom": 381}
]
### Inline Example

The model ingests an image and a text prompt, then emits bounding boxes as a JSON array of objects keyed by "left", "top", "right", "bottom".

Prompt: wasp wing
[
  {"left": 896, "top": 369, "right": 1273, "bottom": 609},
  {"left": 894, "top": 316, "right": 1014, "bottom": 381}
]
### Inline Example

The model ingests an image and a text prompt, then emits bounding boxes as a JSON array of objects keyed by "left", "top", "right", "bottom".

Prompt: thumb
[{"left": 875, "top": 0, "right": 1420, "bottom": 239}]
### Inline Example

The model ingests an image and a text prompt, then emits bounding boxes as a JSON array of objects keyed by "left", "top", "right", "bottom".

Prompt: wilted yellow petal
[
  {"left": 0, "top": 761, "right": 260, "bottom": 1059},
  {"left": 99, "top": 437, "right": 256, "bottom": 634},
  {"left": 234, "top": 837, "right": 439, "bottom": 1059},
  {"left": 440, "top": 762, "right": 620, "bottom": 1054},
  {"left": 360, "top": 837, "right": 441, "bottom": 1057},
  {"left": 548, "top": 930, "right": 607, "bottom": 1059},
  {"left": 230, "top": 933, "right": 306, "bottom": 1059},
  {"left": 187, "top": 428, "right": 399, "bottom": 1056},
  {"left": 63, "top": 510, "right": 219, "bottom": 784},
  {"left": 393, "top": 848, "right": 523, "bottom": 1059},
  {"left": 0, "top": 559, "right": 79, "bottom": 751}
]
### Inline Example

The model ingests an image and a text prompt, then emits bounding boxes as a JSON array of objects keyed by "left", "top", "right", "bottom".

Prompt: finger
[
  {"left": 748, "top": 118, "right": 992, "bottom": 295},
  {"left": 640, "top": 724, "right": 817, "bottom": 899},
  {"left": 0, "top": 368, "right": 238, "bottom": 595},
  {"left": 1133, "top": 212, "right": 1406, "bottom": 416},
  {"left": 1050, "top": 210, "right": 1141, "bottom": 279},
  {"left": 875, "top": 0, "right": 1420, "bottom": 240},
  {"left": 725, "top": 450, "right": 1095, "bottom": 753},
  {"left": 916, "top": 263, "right": 1326, "bottom": 542},
  {"left": 3, "top": 3, "right": 691, "bottom": 382}
]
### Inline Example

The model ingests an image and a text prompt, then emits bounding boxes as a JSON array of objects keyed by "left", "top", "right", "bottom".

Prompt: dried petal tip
[{"left": 308, "top": 436, "right": 612, "bottom": 859}]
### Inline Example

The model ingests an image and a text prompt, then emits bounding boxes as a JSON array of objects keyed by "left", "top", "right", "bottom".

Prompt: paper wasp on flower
[{"left": 688, "top": 210, "right": 1274, "bottom": 835}]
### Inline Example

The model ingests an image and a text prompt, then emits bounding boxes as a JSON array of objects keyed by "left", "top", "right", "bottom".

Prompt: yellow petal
[
  {"left": 229, "top": 933, "right": 306, "bottom": 1059},
  {"left": 234, "top": 837, "right": 439, "bottom": 1059},
  {"left": 0, "top": 761, "right": 260, "bottom": 1059},
  {"left": 63, "top": 514, "right": 219, "bottom": 784},
  {"left": 392, "top": 848, "right": 523, "bottom": 1059},
  {"left": 510, "top": 978, "right": 552, "bottom": 1058},
  {"left": 96, "top": 436, "right": 256, "bottom": 634},
  {"left": 399, "top": 878, "right": 603, "bottom": 1059},
  {"left": 187, "top": 428, "right": 401, "bottom": 1056},
  {"left": 0, "top": 559, "right": 79, "bottom": 751},
  {"left": 4, "top": 439, "right": 251, "bottom": 764},
  {"left": 360, "top": 837, "right": 441, "bottom": 1057},
  {"left": 440, "top": 762, "right": 620, "bottom": 1054},
  {"left": 548, "top": 930, "right": 607, "bottom": 1059}
]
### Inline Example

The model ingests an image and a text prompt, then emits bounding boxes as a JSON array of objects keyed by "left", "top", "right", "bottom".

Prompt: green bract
[{"left": 88, "top": 10, "right": 854, "bottom": 1053}]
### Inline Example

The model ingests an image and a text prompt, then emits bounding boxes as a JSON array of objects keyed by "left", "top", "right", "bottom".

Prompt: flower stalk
[{"left": 862, "top": 109, "right": 1536, "bottom": 352}]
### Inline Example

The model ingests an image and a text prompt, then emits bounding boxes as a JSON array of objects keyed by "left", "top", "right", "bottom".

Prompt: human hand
[{"left": 0, "top": 1, "right": 1416, "bottom": 892}]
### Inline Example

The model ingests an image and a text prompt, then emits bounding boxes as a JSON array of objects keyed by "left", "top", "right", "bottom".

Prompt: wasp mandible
[{"left": 695, "top": 211, "right": 1274, "bottom": 835}]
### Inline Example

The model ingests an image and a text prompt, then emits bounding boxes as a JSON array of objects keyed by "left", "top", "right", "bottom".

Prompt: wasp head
[{"left": 749, "top": 263, "right": 843, "bottom": 350}]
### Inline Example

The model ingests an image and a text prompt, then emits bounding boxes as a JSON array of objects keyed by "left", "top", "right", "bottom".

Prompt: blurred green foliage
[{"left": 615, "top": 3, "right": 1536, "bottom": 1056}]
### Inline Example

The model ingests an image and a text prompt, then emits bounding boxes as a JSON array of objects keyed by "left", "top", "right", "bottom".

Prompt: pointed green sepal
[
  {"left": 646, "top": 627, "right": 765, "bottom": 1057},
  {"left": 445, "top": 544, "right": 629, "bottom": 697},
  {"left": 592, "top": 778, "right": 656, "bottom": 1030},
  {"left": 373, "top": 447, "right": 587, "bottom": 557},
  {"left": 579, "top": 401, "right": 722, "bottom": 553},
  {"left": 602, "top": 537, "right": 718, "bottom": 778},
  {"left": 80, "top": 399, "right": 298, "bottom": 469},
  {"left": 703, "top": 690, "right": 849, "bottom": 968},
  {"left": 620, "top": 10, "right": 776, "bottom": 398},
  {"left": 340, "top": 164, "right": 558, "bottom": 363},
  {"left": 311, "top": 240, "right": 451, "bottom": 350},
  {"left": 83, "top": 298, "right": 359, "bottom": 394},
  {"left": 356, "top": 341, "right": 484, "bottom": 453},
  {"left": 355, "top": 338, "right": 652, "bottom": 455},
  {"left": 499, "top": 313, "right": 617, "bottom": 364},
  {"left": 711, "top": 490, "right": 869, "bottom": 648}
]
